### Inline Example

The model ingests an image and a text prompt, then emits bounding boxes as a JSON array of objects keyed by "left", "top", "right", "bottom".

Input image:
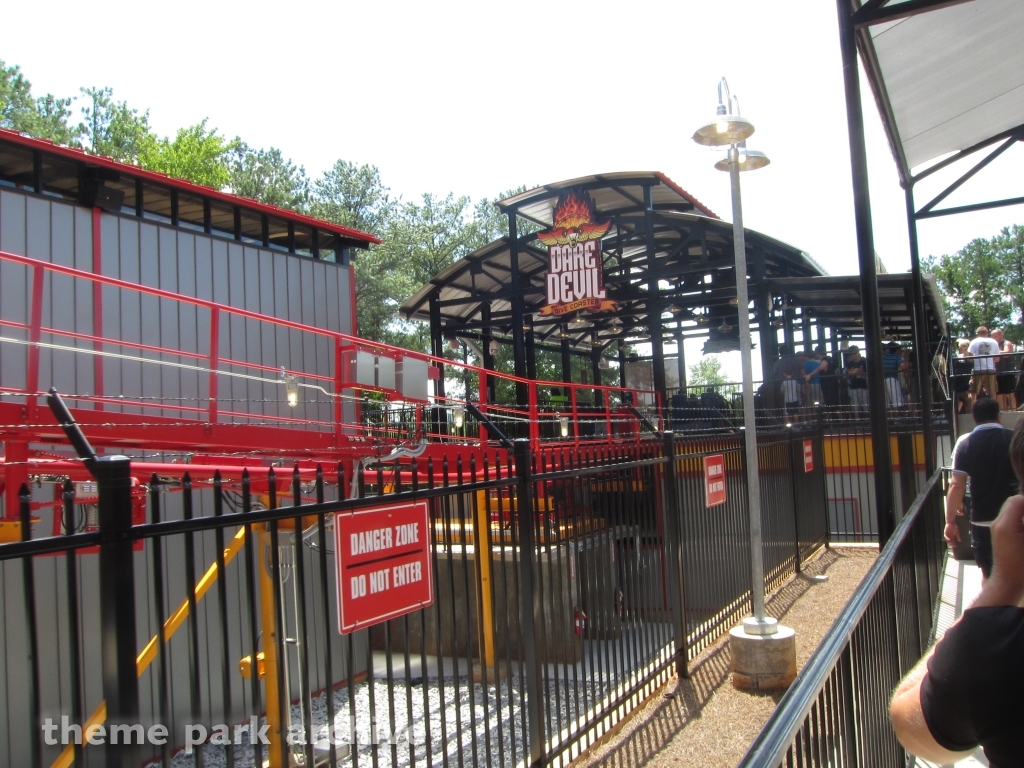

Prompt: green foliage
[
  {"left": 228, "top": 142, "right": 309, "bottom": 209},
  {"left": 688, "top": 355, "right": 727, "bottom": 387},
  {"left": 0, "top": 60, "right": 78, "bottom": 145},
  {"left": 924, "top": 225, "right": 1024, "bottom": 340},
  {"left": 310, "top": 160, "right": 395, "bottom": 234},
  {"left": 137, "top": 119, "right": 235, "bottom": 189},
  {"left": 993, "top": 224, "right": 1024, "bottom": 342},
  {"left": 78, "top": 87, "right": 152, "bottom": 162},
  {"left": 3, "top": 58, "right": 541, "bottom": 352}
]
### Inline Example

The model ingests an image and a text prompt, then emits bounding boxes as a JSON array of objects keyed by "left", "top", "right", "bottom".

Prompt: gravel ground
[{"left": 574, "top": 546, "right": 877, "bottom": 768}]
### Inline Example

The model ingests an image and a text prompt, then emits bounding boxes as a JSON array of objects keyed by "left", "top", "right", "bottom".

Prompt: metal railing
[
  {"left": 737, "top": 469, "right": 946, "bottom": 767},
  {"left": 1, "top": 402, "right": 834, "bottom": 768}
]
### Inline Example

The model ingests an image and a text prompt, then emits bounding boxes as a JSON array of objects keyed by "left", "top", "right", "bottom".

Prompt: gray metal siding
[
  {"left": 0, "top": 190, "right": 364, "bottom": 767},
  {"left": 0, "top": 191, "right": 356, "bottom": 430}
]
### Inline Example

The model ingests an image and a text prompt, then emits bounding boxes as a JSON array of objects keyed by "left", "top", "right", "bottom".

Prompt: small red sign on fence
[
  {"left": 335, "top": 500, "right": 433, "bottom": 634},
  {"left": 803, "top": 439, "right": 814, "bottom": 473},
  {"left": 704, "top": 454, "right": 726, "bottom": 507}
]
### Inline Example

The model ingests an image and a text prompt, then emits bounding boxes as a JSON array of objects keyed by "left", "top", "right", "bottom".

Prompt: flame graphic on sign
[{"left": 537, "top": 192, "right": 611, "bottom": 247}]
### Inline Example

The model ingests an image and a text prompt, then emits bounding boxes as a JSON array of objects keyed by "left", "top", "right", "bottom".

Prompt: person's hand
[{"left": 944, "top": 521, "right": 960, "bottom": 546}]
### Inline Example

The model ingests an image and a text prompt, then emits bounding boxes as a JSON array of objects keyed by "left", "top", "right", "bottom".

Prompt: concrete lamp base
[{"left": 729, "top": 622, "right": 797, "bottom": 692}]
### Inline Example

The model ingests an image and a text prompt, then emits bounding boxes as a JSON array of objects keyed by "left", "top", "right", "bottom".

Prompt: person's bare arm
[
  {"left": 944, "top": 472, "right": 966, "bottom": 545},
  {"left": 890, "top": 495, "right": 1024, "bottom": 761},
  {"left": 890, "top": 649, "right": 975, "bottom": 764}
]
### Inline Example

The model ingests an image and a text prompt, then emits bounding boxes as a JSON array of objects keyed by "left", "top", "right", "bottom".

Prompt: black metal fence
[
  {"left": 736, "top": 469, "right": 946, "bottom": 767},
  {"left": 1, "top": 425, "right": 830, "bottom": 768}
]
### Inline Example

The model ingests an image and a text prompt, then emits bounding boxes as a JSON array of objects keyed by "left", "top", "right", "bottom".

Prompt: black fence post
[
  {"left": 897, "top": 432, "right": 918, "bottom": 519},
  {"left": 20, "top": 485, "right": 43, "bottom": 768},
  {"left": 660, "top": 432, "right": 689, "bottom": 678},
  {"left": 93, "top": 454, "right": 141, "bottom": 767},
  {"left": 513, "top": 439, "right": 546, "bottom": 767},
  {"left": 788, "top": 430, "right": 802, "bottom": 573}
]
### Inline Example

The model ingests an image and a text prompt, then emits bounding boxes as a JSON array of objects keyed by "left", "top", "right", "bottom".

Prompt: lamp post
[{"left": 693, "top": 78, "right": 775, "bottom": 638}]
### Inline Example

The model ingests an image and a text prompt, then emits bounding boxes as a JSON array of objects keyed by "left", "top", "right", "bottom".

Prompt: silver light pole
[{"left": 694, "top": 80, "right": 775, "bottom": 636}]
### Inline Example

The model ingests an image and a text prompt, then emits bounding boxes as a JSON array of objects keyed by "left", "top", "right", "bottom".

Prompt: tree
[
  {"left": 688, "top": 355, "right": 727, "bottom": 387},
  {"left": 993, "top": 224, "right": 1024, "bottom": 342},
  {"left": 310, "top": 160, "right": 396, "bottom": 235},
  {"left": 136, "top": 119, "right": 234, "bottom": 189},
  {"left": 1, "top": 60, "right": 78, "bottom": 145},
  {"left": 78, "top": 87, "right": 153, "bottom": 163},
  {"left": 925, "top": 237, "right": 1014, "bottom": 338},
  {"left": 228, "top": 142, "right": 309, "bottom": 210}
]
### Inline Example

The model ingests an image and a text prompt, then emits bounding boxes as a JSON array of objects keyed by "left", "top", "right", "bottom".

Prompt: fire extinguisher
[{"left": 574, "top": 606, "right": 587, "bottom": 637}]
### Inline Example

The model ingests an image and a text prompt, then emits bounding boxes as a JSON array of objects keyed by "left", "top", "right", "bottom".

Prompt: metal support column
[
  {"left": 837, "top": 0, "right": 896, "bottom": 544},
  {"left": 675, "top": 323, "right": 687, "bottom": 392},
  {"left": 783, "top": 298, "right": 796, "bottom": 354},
  {"left": 753, "top": 248, "right": 777, "bottom": 411},
  {"left": 513, "top": 440, "right": 546, "bottom": 767},
  {"left": 661, "top": 432, "right": 690, "bottom": 677},
  {"left": 429, "top": 296, "right": 448, "bottom": 434},
  {"left": 644, "top": 185, "right": 667, "bottom": 397},
  {"left": 482, "top": 303, "right": 495, "bottom": 403},
  {"left": 95, "top": 454, "right": 142, "bottom": 767},
  {"left": 561, "top": 337, "right": 573, "bottom": 385},
  {"left": 508, "top": 212, "right": 530, "bottom": 407},
  {"left": 906, "top": 188, "right": 936, "bottom": 476}
]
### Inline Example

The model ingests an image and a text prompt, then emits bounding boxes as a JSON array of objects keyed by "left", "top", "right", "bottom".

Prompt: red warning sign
[
  {"left": 803, "top": 439, "right": 814, "bottom": 473},
  {"left": 335, "top": 500, "right": 433, "bottom": 634},
  {"left": 704, "top": 454, "right": 726, "bottom": 507}
]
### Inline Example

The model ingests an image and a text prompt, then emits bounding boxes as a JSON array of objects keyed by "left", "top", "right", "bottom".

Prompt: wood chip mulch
[{"left": 575, "top": 545, "right": 878, "bottom": 768}]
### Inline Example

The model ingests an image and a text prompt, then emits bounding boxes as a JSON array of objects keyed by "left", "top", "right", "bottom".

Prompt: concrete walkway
[{"left": 913, "top": 555, "right": 987, "bottom": 768}]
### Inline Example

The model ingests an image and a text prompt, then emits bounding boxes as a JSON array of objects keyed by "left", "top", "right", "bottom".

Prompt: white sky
[{"left": 3, "top": 0, "right": 1022, "bottom": 381}]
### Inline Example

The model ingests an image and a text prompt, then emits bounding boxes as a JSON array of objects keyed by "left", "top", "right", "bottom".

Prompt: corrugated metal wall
[
  {"left": 0, "top": 190, "right": 367, "bottom": 767},
  {"left": 0, "top": 190, "right": 355, "bottom": 428}
]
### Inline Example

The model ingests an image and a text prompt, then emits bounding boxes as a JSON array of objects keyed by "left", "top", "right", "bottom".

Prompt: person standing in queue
[{"left": 943, "top": 397, "right": 1020, "bottom": 580}]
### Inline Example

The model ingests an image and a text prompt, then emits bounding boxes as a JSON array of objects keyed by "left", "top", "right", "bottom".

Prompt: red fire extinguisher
[{"left": 574, "top": 606, "right": 587, "bottom": 637}]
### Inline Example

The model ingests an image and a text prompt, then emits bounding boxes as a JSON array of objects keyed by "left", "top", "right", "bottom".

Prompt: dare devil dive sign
[
  {"left": 538, "top": 191, "right": 618, "bottom": 317},
  {"left": 334, "top": 501, "right": 433, "bottom": 634}
]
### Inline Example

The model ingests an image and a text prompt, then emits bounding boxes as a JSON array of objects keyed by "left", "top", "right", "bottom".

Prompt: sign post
[
  {"left": 704, "top": 454, "right": 727, "bottom": 507},
  {"left": 335, "top": 500, "right": 433, "bottom": 634}
]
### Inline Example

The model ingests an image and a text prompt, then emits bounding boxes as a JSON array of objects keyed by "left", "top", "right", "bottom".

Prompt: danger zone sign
[{"left": 335, "top": 500, "right": 433, "bottom": 634}]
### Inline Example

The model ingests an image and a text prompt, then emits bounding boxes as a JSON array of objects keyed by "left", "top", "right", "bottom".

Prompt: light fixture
[
  {"left": 558, "top": 325, "right": 571, "bottom": 339},
  {"left": 452, "top": 407, "right": 465, "bottom": 429},
  {"left": 558, "top": 414, "right": 569, "bottom": 438},
  {"left": 717, "top": 320, "right": 733, "bottom": 333},
  {"left": 448, "top": 337, "right": 461, "bottom": 351},
  {"left": 666, "top": 304, "right": 682, "bottom": 314},
  {"left": 280, "top": 367, "right": 299, "bottom": 407},
  {"left": 598, "top": 358, "right": 611, "bottom": 370},
  {"left": 568, "top": 315, "right": 593, "bottom": 330},
  {"left": 729, "top": 297, "right": 740, "bottom": 306},
  {"left": 714, "top": 141, "right": 770, "bottom": 172},
  {"left": 692, "top": 79, "right": 755, "bottom": 147},
  {"left": 487, "top": 339, "right": 500, "bottom": 356}
]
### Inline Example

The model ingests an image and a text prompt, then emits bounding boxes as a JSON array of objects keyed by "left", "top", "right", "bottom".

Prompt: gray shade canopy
[{"left": 859, "top": 0, "right": 1024, "bottom": 182}]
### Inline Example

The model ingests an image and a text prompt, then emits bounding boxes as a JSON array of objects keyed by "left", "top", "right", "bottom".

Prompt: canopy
[
  {"left": 401, "top": 172, "right": 824, "bottom": 352},
  {"left": 857, "top": 0, "right": 1024, "bottom": 183}
]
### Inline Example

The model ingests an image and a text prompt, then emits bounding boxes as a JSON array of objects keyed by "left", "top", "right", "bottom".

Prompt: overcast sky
[{"left": 3, "top": 1, "right": 1022, "bottom": 377}]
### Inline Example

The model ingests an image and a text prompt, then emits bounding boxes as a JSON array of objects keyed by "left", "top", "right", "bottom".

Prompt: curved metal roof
[{"left": 401, "top": 172, "right": 823, "bottom": 351}]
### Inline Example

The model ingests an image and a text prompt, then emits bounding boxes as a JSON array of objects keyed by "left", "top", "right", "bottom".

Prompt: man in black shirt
[
  {"left": 943, "top": 397, "right": 1019, "bottom": 578},
  {"left": 844, "top": 346, "right": 868, "bottom": 415},
  {"left": 890, "top": 419, "right": 1024, "bottom": 766}
]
